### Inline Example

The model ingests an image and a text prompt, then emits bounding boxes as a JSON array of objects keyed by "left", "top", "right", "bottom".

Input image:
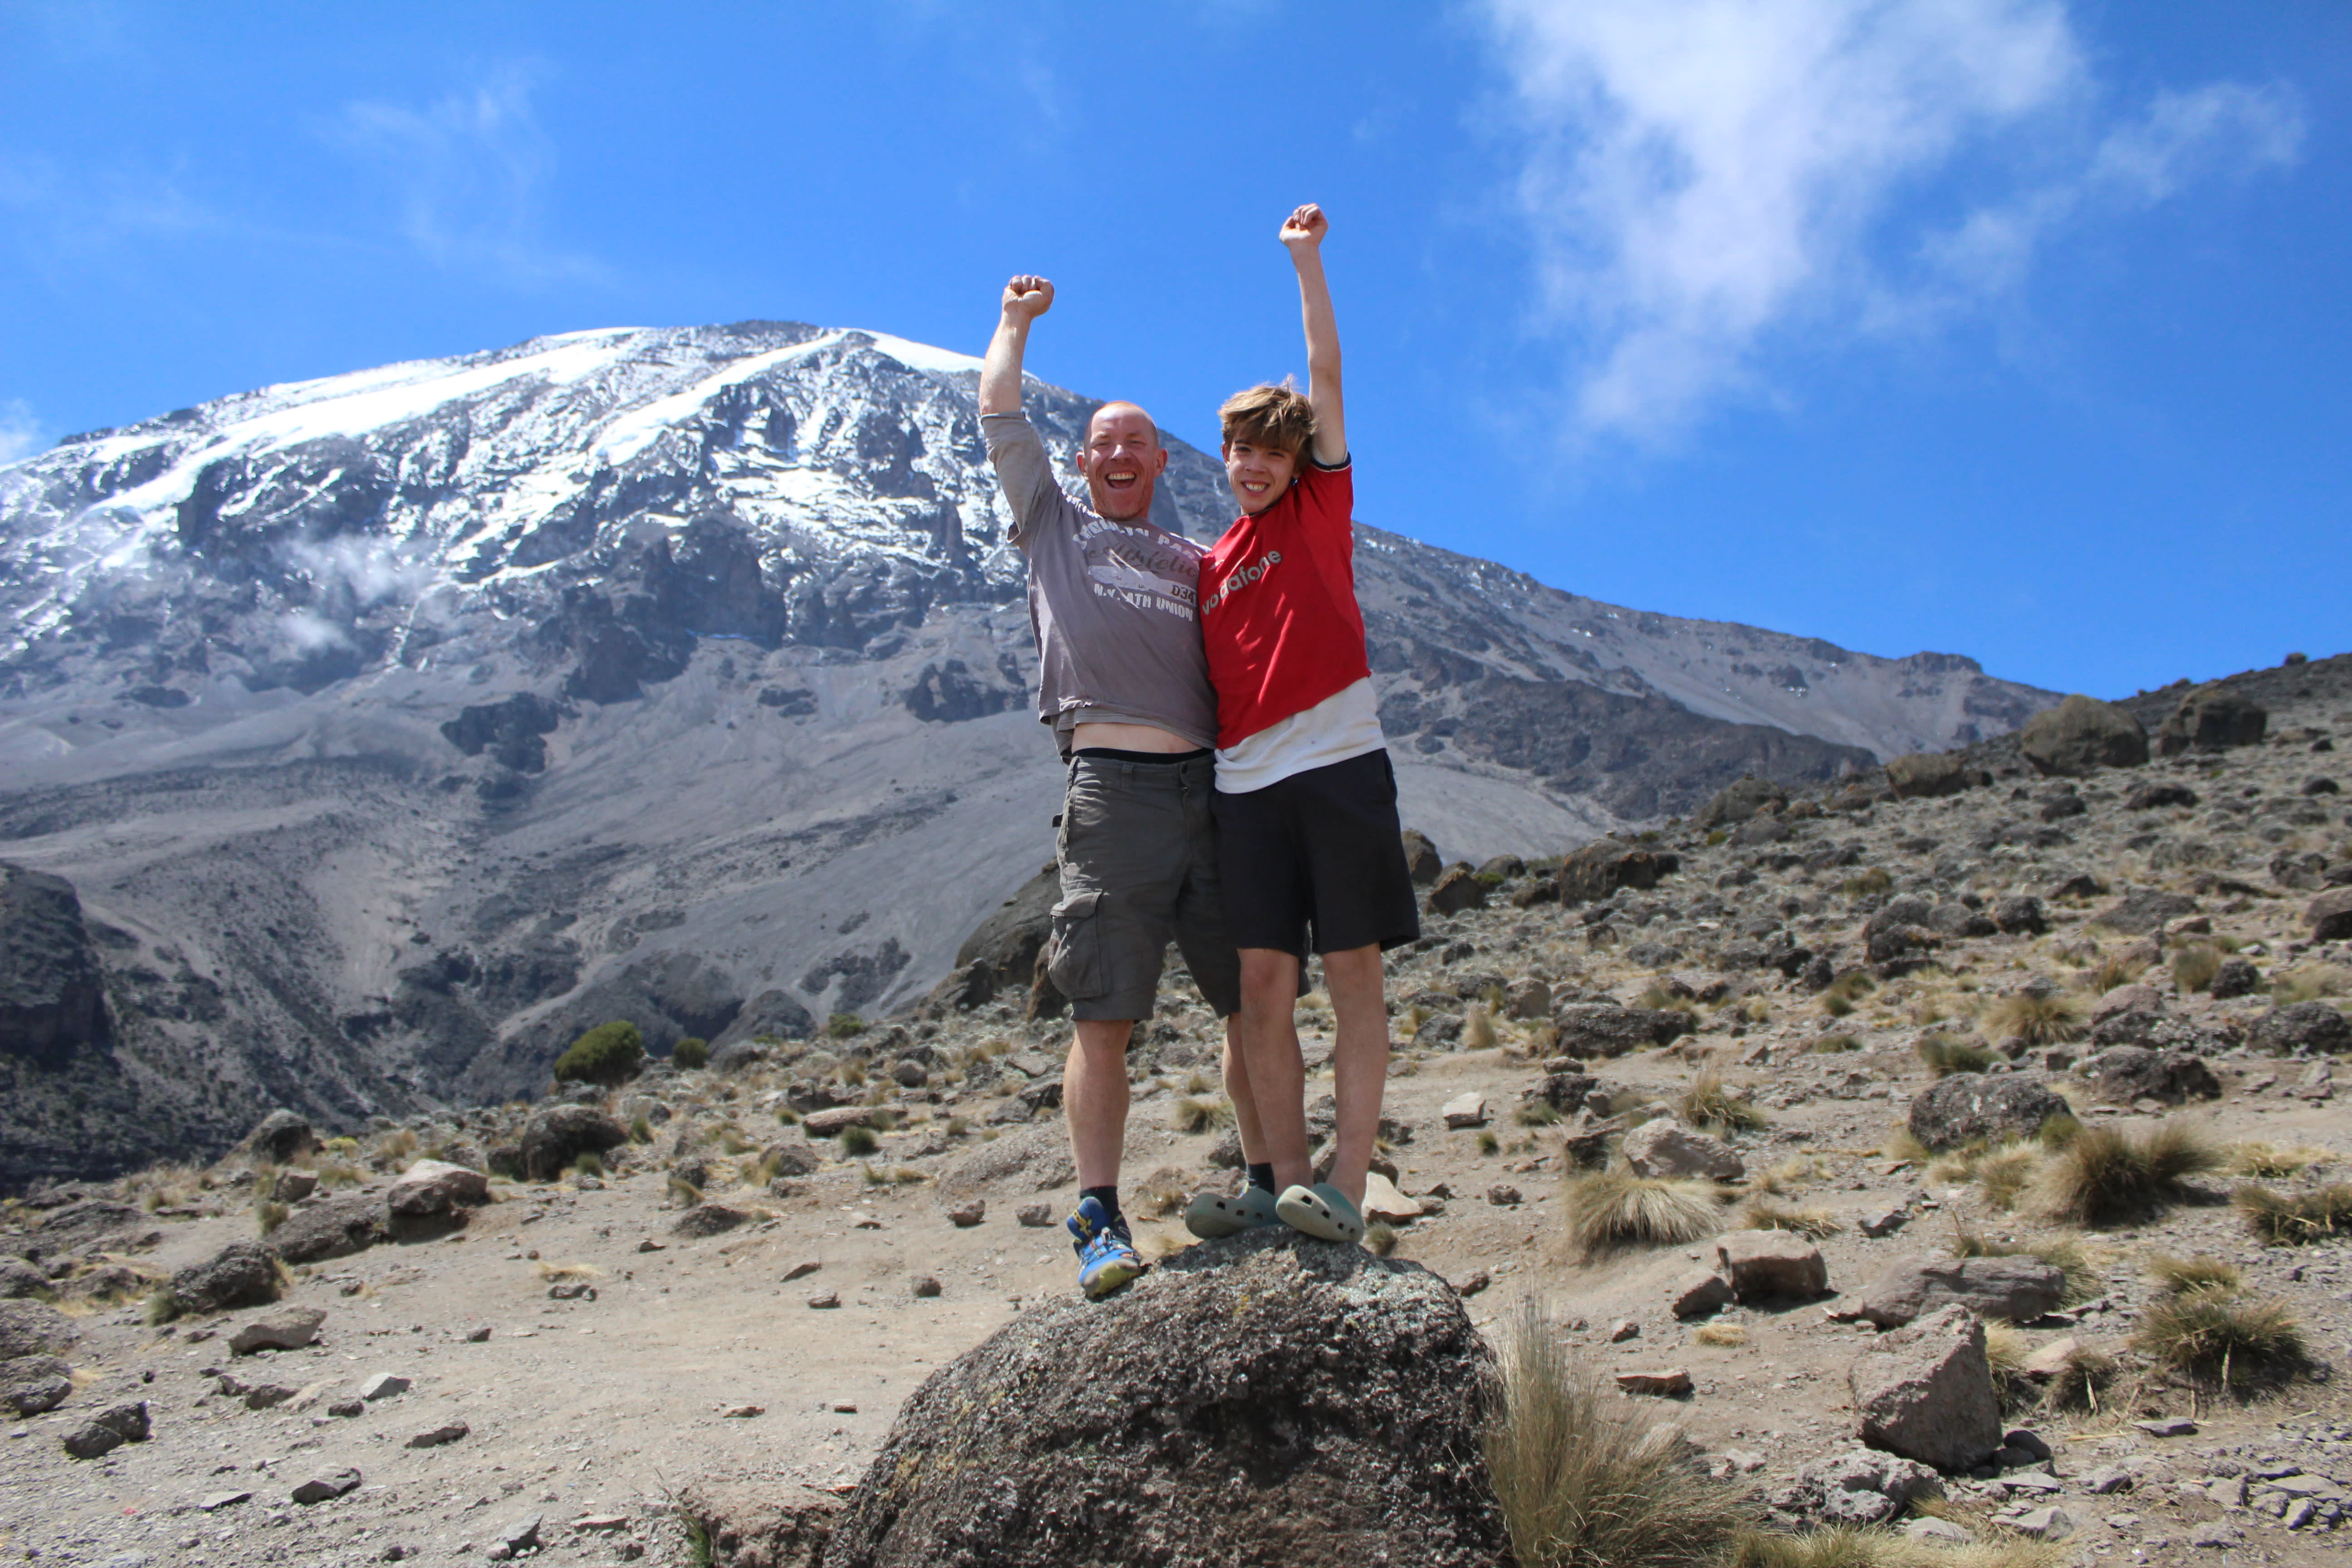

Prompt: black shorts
[{"left": 1211, "top": 748, "right": 1421, "bottom": 958}]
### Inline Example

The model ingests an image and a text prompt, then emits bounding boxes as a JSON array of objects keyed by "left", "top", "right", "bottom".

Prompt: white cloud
[
  {"left": 329, "top": 67, "right": 606, "bottom": 289},
  {"left": 277, "top": 609, "right": 351, "bottom": 654},
  {"left": 1475, "top": 1, "right": 2304, "bottom": 441},
  {"left": 0, "top": 400, "right": 45, "bottom": 465},
  {"left": 285, "top": 536, "right": 435, "bottom": 608}
]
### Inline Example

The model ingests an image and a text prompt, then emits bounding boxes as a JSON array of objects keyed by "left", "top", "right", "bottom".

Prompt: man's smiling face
[{"left": 1080, "top": 402, "right": 1168, "bottom": 522}]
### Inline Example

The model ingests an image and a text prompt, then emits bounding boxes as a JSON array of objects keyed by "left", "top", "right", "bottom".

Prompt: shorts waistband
[{"left": 1073, "top": 746, "right": 1213, "bottom": 766}]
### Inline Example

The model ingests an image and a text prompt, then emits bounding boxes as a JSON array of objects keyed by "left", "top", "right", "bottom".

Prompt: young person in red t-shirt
[{"left": 1194, "top": 203, "right": 1418, "bottom": 1245}]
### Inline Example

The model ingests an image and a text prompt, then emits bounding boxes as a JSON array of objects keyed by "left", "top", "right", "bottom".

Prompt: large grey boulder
[
  {"left": 2076, "top": 1046, "right": 2222, "bottom": 1105},
  {"left": 1695, "top": 777, "right": 1788, "bottom": 829},
  {"left": 242, "top": 1110, "right": 319, "bottom": 1164},
  {"left": 519, "top": 1105, "right": 628, "bottom": 1182},
  {"left": 2093, "top": 889, "right": 2198, "bottom": 936},
  {"left": 0, "top": 1300, "right": 80, "bottom": 1360},
  {"left": 1554, "top": 841, "right": 1679, "bottom": 906},
  {"left": 1906, "top": 1075, "right": 2068, "bottom": 1153},
  {"left": 1767, "top": 1448, "right": 1945, "bottom": 1526},
  {"left": 1622, "top": 1121, "right": 1744, "bottom": 1182},
  {"left": 1553, "top": 1003, "right": 1688, "bottom": 1058},
  {"left": 0, "top": 1259, "right": 49, "bottom": 1299},
  {"left": 820, "top": 1229, "right": 1510, "bottom": 1568},
  {"left": 0, "top": 862, "right": 110, "bottom": 1070},
  {"left": 1714, "top": 1230, "right": 1828, "bottom": 1300},
  {"left": 1885, "top": 753, "right": 1974, "bottom": 800},
  {"left": 1848, "top": 1305, "right": 2003, "bottom": 1472},
  {"left": 2248, "top": 1002, "right": 2352, "bottom": 1057},
  {"left": 0, "top": 1353, "right": 73, "bottom": 1416},
  {"left": 2019, "top": 696, "right": 2148, "bottom": 777},
  {"left": 169, "top": 1241, "right": 280, "bottom": 1315},
  {"left": 265, "top": 1195, "right": 386, "bottom": 1265},
  {"left": 2310, "top": 888, "right": 2352, "bottom": 944},
  {"left": 387, "top": 1159, "right": 491, "bottom": 1237},
  {"left": 1850, "top": 1257, "right": 2065, "bottom": 1329},
  {"left": 2156, "top": 688, "right": 2266, "bottom": 755}
]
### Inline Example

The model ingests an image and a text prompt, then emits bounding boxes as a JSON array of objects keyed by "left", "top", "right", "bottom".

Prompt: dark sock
[
  {"left": 1247, "top": 1163, "right": 1277, "bottom": 1195},
  {"left": 1081, "top": 1185, "right": 1123, "bottom": 1229}
]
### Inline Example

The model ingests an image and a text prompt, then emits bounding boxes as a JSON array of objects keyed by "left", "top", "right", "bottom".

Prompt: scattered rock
[
  {"left": 169, "top": 1240, "right": 280, "bottom": 1315},
  {"left": 2007, "top": 1505, "right": 2077, "bottom": 1542},
  {"left": 266, "top": 1196, "right": 386, "bottom": 1265},
  {"left": 1552, "top": 1003, "right": 1689, "bottom": 1057},
  {"left": 1622, "top": 1120, "right": 1744, "bottom": 1181},
  {"left": 0, "top": 1353, "right": 73, "bottom": 1416},
  {"left": 2136, "top": 1417, "right": 2196, "bottom": 1437},
  {"left": 946, "top": 1199, "right": 986, "bottom": 1228},
  {"left": 1441, "top": 1093, "right": 1489, "bottom": 1129},
  {"left": 911, "top": 1277, "right": 942, "bottom": 1298},
  {"left": 271, "top": 1169, "right": 318, "bottom": 1204},
  {"left": 1770, "top": 1448, "right": 1944, "bottom": 1526},
  {"left": 1427, "top": 865, "right": 1488, "bottom": 915},
  {"left": 229, "top": 1306, "right": 327, "bottom": 1354},
  {"left": 2310, "top": 887, "right": 2352, "bottom": 943},
  {"left": 1847, "top": 1305, "right": 2002, "bottom": 1472},
  {"left": 359, "top": 1372, "right": 410, "bottom": 1401},
  {"left": 808, "top": 1291, "right": 842, "bottom": 1310},
  {"left": 2092, "top": 888, "right": 2198, "bottom": 936},
  {"left": 2249, "top": 1000, "right": 2352, "bottom": 1056},
  {"left": 2157, "top": 688, "right": 2266, "bottom": 755},
  {"left": 0, "top": 1299, "right": 79, "bottom": 1360},
  {"left": 1855, "top": 1207, "right": 1909, "bottom": 1239},
  {"left": 1554, "top": 841, "right": 1680, "bottom": 905},
  {"left": 671, "top": 1204, "right": 752, "bottom": 1239},
  {"left": 2019, "top": 696, "right": 2148, "bottom": 777},
  {"left": 1905, "top": 1075, "right": 2068, "bottom": 1153},
  {"left": 406, "top": 1421, "right": 469, "bottom": 1448},
  {"left": 675, "top": 1482, "right": 841, "bottom": 1568},
  {"left": 62, "top": 1401, "right": 148, "bottom": 1459},
  {"left": 1885, "top": 753, "right": 1976, "bottom": 800},
  {"left": 1848, "top": 1258, "right": 2063, "bottom": 1329},
  {"left": 292, "top": 1469, "right": 364, "bottom": 1504},
  {"left": 519, "top": 1106, "right": 628, "bottom": 1183},
  {"left": 1714, "top": 1230, "right": 1828, "bottom": 1300},
  {"left": 1609, "top": 1318, "right": 1640, "bottom": 1343},
  {"left": 1670, "top": 1269, "right": 1735, "bottom": 1320},
  {"left": 1615, "top": 1368, "right": 1693, "bottom": 1397},
  {"left": 244, "top": 1109, "right": 320, "bottom": 1164},
  {"left": 819, "top": 1230, "right": 1511, "bottom": 1568},
  {"left": 1486, "top": 1185, "right": 1522, "bottom": 1207},
  {"left": 386, "top": 1159, "right": 490, "bottom": 1235},
  {"left": 2077, "top": 1046, "right": 2222, "bottom": 1105},
  {"left": 783, "top": 1260, "right": 822, "bottom": 1282}
]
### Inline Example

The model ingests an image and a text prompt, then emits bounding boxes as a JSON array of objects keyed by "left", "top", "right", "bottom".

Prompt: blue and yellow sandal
[
  {"left": 1276, "top": 1182, "right": 1366, "bottom": 1244},
  {"left": 1067, "top": 1195, "right": 1146, "bottom": 1298},
  {"left": 1182, "top": 1184, "right": 1281, "bottom": 1240}
]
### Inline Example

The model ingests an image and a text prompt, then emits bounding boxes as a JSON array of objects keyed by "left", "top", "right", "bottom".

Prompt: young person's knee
[
  {"left": 1237, "top": 947, "right": 1298, "bottom": 1004},
  {"left": 1071, "top": 1018, "right": 1134, "bottom": 1058}
]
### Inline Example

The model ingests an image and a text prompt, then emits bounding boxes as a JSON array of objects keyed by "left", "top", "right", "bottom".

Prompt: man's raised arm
[
  {"left": 1280, "top": 205, "right": 1346, "bottom": 468},
  {"left": 979, "top": 274, "right": 1054, "bottom": 417}
]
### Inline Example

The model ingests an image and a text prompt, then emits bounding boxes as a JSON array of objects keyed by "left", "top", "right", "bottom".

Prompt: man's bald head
[{"left": 1078, "top": 401, "right": 1170, "bottom": 522}]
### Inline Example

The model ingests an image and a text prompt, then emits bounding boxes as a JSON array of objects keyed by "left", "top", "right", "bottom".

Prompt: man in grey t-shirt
[{"left": 980, "top": 274, "right": 1263, "bottom": 1298}]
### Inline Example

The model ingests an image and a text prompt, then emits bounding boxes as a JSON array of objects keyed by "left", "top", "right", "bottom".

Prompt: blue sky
[{"left": 3, "top": 1, "right": 2346, "bottom": 700}]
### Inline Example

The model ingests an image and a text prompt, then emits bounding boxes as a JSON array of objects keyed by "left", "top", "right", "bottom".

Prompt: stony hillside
[
  {"left": 0, "top": 653, "right": 2344, "bottom": 1567},
  {"left": 0, "top": 322, "right": 2056, "bottom": 1183}
]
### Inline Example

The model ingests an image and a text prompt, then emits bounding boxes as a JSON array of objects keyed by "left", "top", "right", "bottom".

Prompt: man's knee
[{"left": 1072, "top": 1018, "right": 1135, "bottom": 1056}]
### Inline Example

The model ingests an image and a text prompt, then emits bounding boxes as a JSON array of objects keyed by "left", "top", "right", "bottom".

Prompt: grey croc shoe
[
  {"left": 1275, "top": 1182, "right": 1365, "bottom": 1244},
  {"left": 1183, "top": 1184, "right": 1281, "bottom": 1240}
]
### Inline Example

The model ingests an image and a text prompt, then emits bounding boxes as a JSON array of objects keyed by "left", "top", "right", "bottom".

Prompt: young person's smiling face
[
  {"left": 1223, "top": 436, "right": 1299, "bottom": 516},
  {"left": 1079, "top": 403, "right": 1167, "bottom": 522}
]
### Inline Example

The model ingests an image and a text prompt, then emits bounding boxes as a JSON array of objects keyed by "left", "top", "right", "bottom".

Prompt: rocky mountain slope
[
  {"left": 0, "top": 653, "right": 2344, "bottom": 1568},
  {"left": 0, "top": 322, "right": 2054, "bottom": 1181}
]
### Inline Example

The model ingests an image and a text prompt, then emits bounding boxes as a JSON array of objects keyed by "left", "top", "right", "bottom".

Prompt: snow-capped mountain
[{"left": 0, "top": 322, "right": 2055, "bottom": 1181}]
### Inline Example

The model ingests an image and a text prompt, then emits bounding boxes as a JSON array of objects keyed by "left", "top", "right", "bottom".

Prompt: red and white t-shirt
[{"left": 1201, "top": 459, "right": 1386, "bottom": 791}]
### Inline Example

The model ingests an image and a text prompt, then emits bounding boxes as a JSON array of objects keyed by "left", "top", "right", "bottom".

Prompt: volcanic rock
[
  {"left": 169, "top": 1241, "right": 280, "bottom": 1315},
  {"left": 268, "top": 1195, "right": 386, "bottom": 1264},
  {"left": 2019, "top": 696, "right": 2148, "bottom": 776},
  {"left": 1847, "top": 1304, "right": 2002, "bottom": 1472},
  {"left": 1906, "top": 1076, "right": 2068, "bottom": 1153},
  {"left": 519, "top": 1106, "right": 628, "bottom": 1182},
  {"left": 1848, "top": 1258, "right": 2065, "bottom": 1329},
  {"left": 1622, "top": 1121, "right": 1744, "bottom": 1181}
]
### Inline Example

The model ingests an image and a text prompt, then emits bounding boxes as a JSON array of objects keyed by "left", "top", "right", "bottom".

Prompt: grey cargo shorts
[{"left": 1046, "top": 752, "right": 1243, "bottom": 1023}]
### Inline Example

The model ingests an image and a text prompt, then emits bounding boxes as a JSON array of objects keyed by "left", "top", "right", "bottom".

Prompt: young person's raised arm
[
  {"left": 979, "top": 274, "right": 1054, "bottom": 416},
  {"left": 1281, "top": 205, "right": 1346, "bottom": 467}
]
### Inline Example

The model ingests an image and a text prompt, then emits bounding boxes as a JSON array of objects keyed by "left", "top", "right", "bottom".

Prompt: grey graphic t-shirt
[{"left": 984, "top": 412, "right": 1216, "bottom": 755}]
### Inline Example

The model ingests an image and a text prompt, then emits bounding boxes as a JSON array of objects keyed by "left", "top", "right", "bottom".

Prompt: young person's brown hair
[{"left": 1217, "top": 381, "right": 1316, "bottom": 463}]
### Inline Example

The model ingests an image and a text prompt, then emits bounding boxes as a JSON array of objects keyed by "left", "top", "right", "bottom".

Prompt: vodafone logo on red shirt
[{"left": 1202, "top": 549, "right": 1282, "bottom": 613}]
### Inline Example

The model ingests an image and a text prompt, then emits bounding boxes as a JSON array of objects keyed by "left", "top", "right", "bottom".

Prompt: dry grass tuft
[
  {"left": 1559, "top": 1170, "right": 1725, "bottom": 1260},
  {"left": 1170, "top": 1096, "right": 1235, "bottom": 1135},
  {"left": 1882, "top": 1129, "right": 1931, "bottom": 1163},
  {"left": 2226, "top": 1142, "right": 2335, "bottom": 1179},
  {"left": 1728, "top": 1525, "right": 2060, "bottom": 1568},
  {"left": 1982, "top": 991, "right": 2086, "bottom": 1046},
  {"left": 1693, "top": 1321, "right": 1748, "bottom": 1348},
  {"left": 1485, "top": 1303, "right": 1744, "bottom": 1568},
  {"left": 2030, "top": 1121, "right": 2218, "bottom": 1226},
  {"left": 2272, "top": 964, "right": 2349, "bottom": 1005},
  {"left": 1974, "top": 1145, "right": 2043, "bottom": 1211},
  {"left": 1740, "top": 1197, "right": 1841, "bottom": 1240},
  {"left": 2234, "top": 1183, "right": 2352, "bottom": 1245},
  {"left": 1915, "top": 1033, "right": 1996, "bottom": 1077},
  {"left": 1464, "top": 1004, "right": 1500, "bottom": 1052},
  {"left": 1747, "top": 1156, "right": 1824, "bottom": 1197},
  {"left": 2131, "top": 1290, "right": 2307, "bottom": 1396},
  {"left": 2080, "top": 955, "right": 2148, "bottom": 994},
  {"left": 2170, "top": 945, "right": 2224, "bottom": 993},
  {"left": 2040, "top": 1341, "right": 2118, "bottom": 1416},
  {"left": 1677, "top": 1069, "right": 1766, "bottom": 1135},
  {"left": 1809, "top": 1033, "right": 1861, "bottom": 1054},
  {"left": 534, "top": 1260, "right": 602, "bottom": 1281},
  {"left": 1364, "top": 1223, "right": 1399, "bottom": 1257},
  {"left": 2147, "top": 1253, "right": 2241, "bottom": 1296}
]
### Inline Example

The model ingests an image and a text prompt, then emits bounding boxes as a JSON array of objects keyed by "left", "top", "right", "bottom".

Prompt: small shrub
[
  {"left": 838, "top": 1125, "right": 879, "bottom": 1157},
  {"left": 2170, "top": 945, "right": 2223, "bottom": 994},
  {"left": 255, "top": 1199, "right": 289, "bottom": 1235},
  {"left": 2131, "top": 1290, "right": 2307, "bottom": 1395},
  {"left": 2227, "top": 1142, "right": 2332, "bottom": 1178},
  {"left": 553, "top": 1020, "right": 645, "bottom": 1087},
  {"left": 2082, "top": 955, "right": 2148, "bottom": 995},
  {"left": 2035, "top": 1113, "right": 2082, "bottom": 1150},
  {"left": 1882, "top": 1129, "right": 1931, "bottom": 1163},
  {"left": 1840, "top": 867, "right": 1893, "bottom": 898},
  {"left": 1820, "top": 995, "right": 1854, "bottom": 1019},
  {"left": 1183, "top": 1070, "right": 1215, "bottom": 1096},
  {"left": 946, "top": 1115, "right": 970, "bottom": 1137},
  {"left": 1484, "top": 1303, "right": 1741, "bottom": 1568},
  {"left": 2235, "top": 1182, "right": 2352, "bottom": 1244},
  {"left": 1707, "top": 828, "right": 1730, "bottom": 847},
  {"left": 671, "top": 1036, "right": 710, "bottom": 1069},
  {"left": 1693, "top": 1322, "right": 1747, "bottom": 1348},
  {"left": 2032, "top": 1121, "right": 2218, "bottom": 1226},
  {"left": 1478, "top": 1130, "right": 1501, "bottom": 1155},
  {"left": 534, "top": 1260, "right": 601, "bottom": 1281},
  {"left": 1983, "top": 991, "right": 2085, "bottom": 1046},
  {"left": 826, "top": 1012, "right": 867, "bottom": 1039},
  {"left": 1915, "top": 1034, "right": 1995, "bottom": 1077},
  {"left": 1464, "top": 1005, "right": 1499, "bottom": 1052},
  {"left": 1559, "top": 1169, "right": 1724, "bottom": 1260},
  {"left": 869, "top": 1107, "right": 898, "bottom": 1132},
  {"left": 2041, "top": 1342, "right": 2117, "bottom": 1415},
  {"left": 862, "top": 1163, "right": 926, "bottom": 1187},
  {"left": 717, "top": 1127, "right": 754, "bottom": 1156},
  {"left": 630, "top": 1114, "right": 652, "bottom": 1144},
  {"left": 1973, "top": 1144, "right": 2043, "bottom": 1211},
  {"left": 2272, "top": 964, "right": 2349, "bottom": 1004},
  {"left": 837, "top": 1058, "right": 868, "bottom": 1088},
  {"left": 569, "top": 1151, "right": 605, "bottom": 1178},
  {"left": 1810, "top": 1033, "right": 1860, "bottom": 1054},
  {"left": 1171, "top": 1096, "right": 1234, "bottom": 1135},
  {"left": 1740, "top": 1196, "right": 1839, "bottom": 1239},
  {"left": 1517, "top": 1102, "right": 1563, "bottom": 1127},
  {"left": 666, "top": 1174, "right": 702, "bottom": 1207},
  {"left": 1678, "top": 1070, "right": 1765, "bottom": 1135},
  {"left": 1364, "top": 1223, "right": 1399, "bottom": 1257},
  {"left": 2147, "top": 1253, "right": 2241, "bottom": 1296}
]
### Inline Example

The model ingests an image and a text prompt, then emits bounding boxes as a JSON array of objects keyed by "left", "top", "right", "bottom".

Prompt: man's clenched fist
[{"left": 1002, "top": 274, "right": 1054, "bottom": 319}]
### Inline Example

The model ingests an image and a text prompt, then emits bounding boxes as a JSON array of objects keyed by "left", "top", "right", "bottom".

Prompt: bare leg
[
  {"left": 1221, "top": 1014, "right": 1267, "bottom": 1172},
  {"left": 1064, "top": 1018, "right": 1134, "bottom": 1191},
  {"left": 1319, "top": 944, "right": 1390, "bottom": 1210},
  {"left": 1237, "top": 948, "right": 1309, "bottom": 1191}
]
